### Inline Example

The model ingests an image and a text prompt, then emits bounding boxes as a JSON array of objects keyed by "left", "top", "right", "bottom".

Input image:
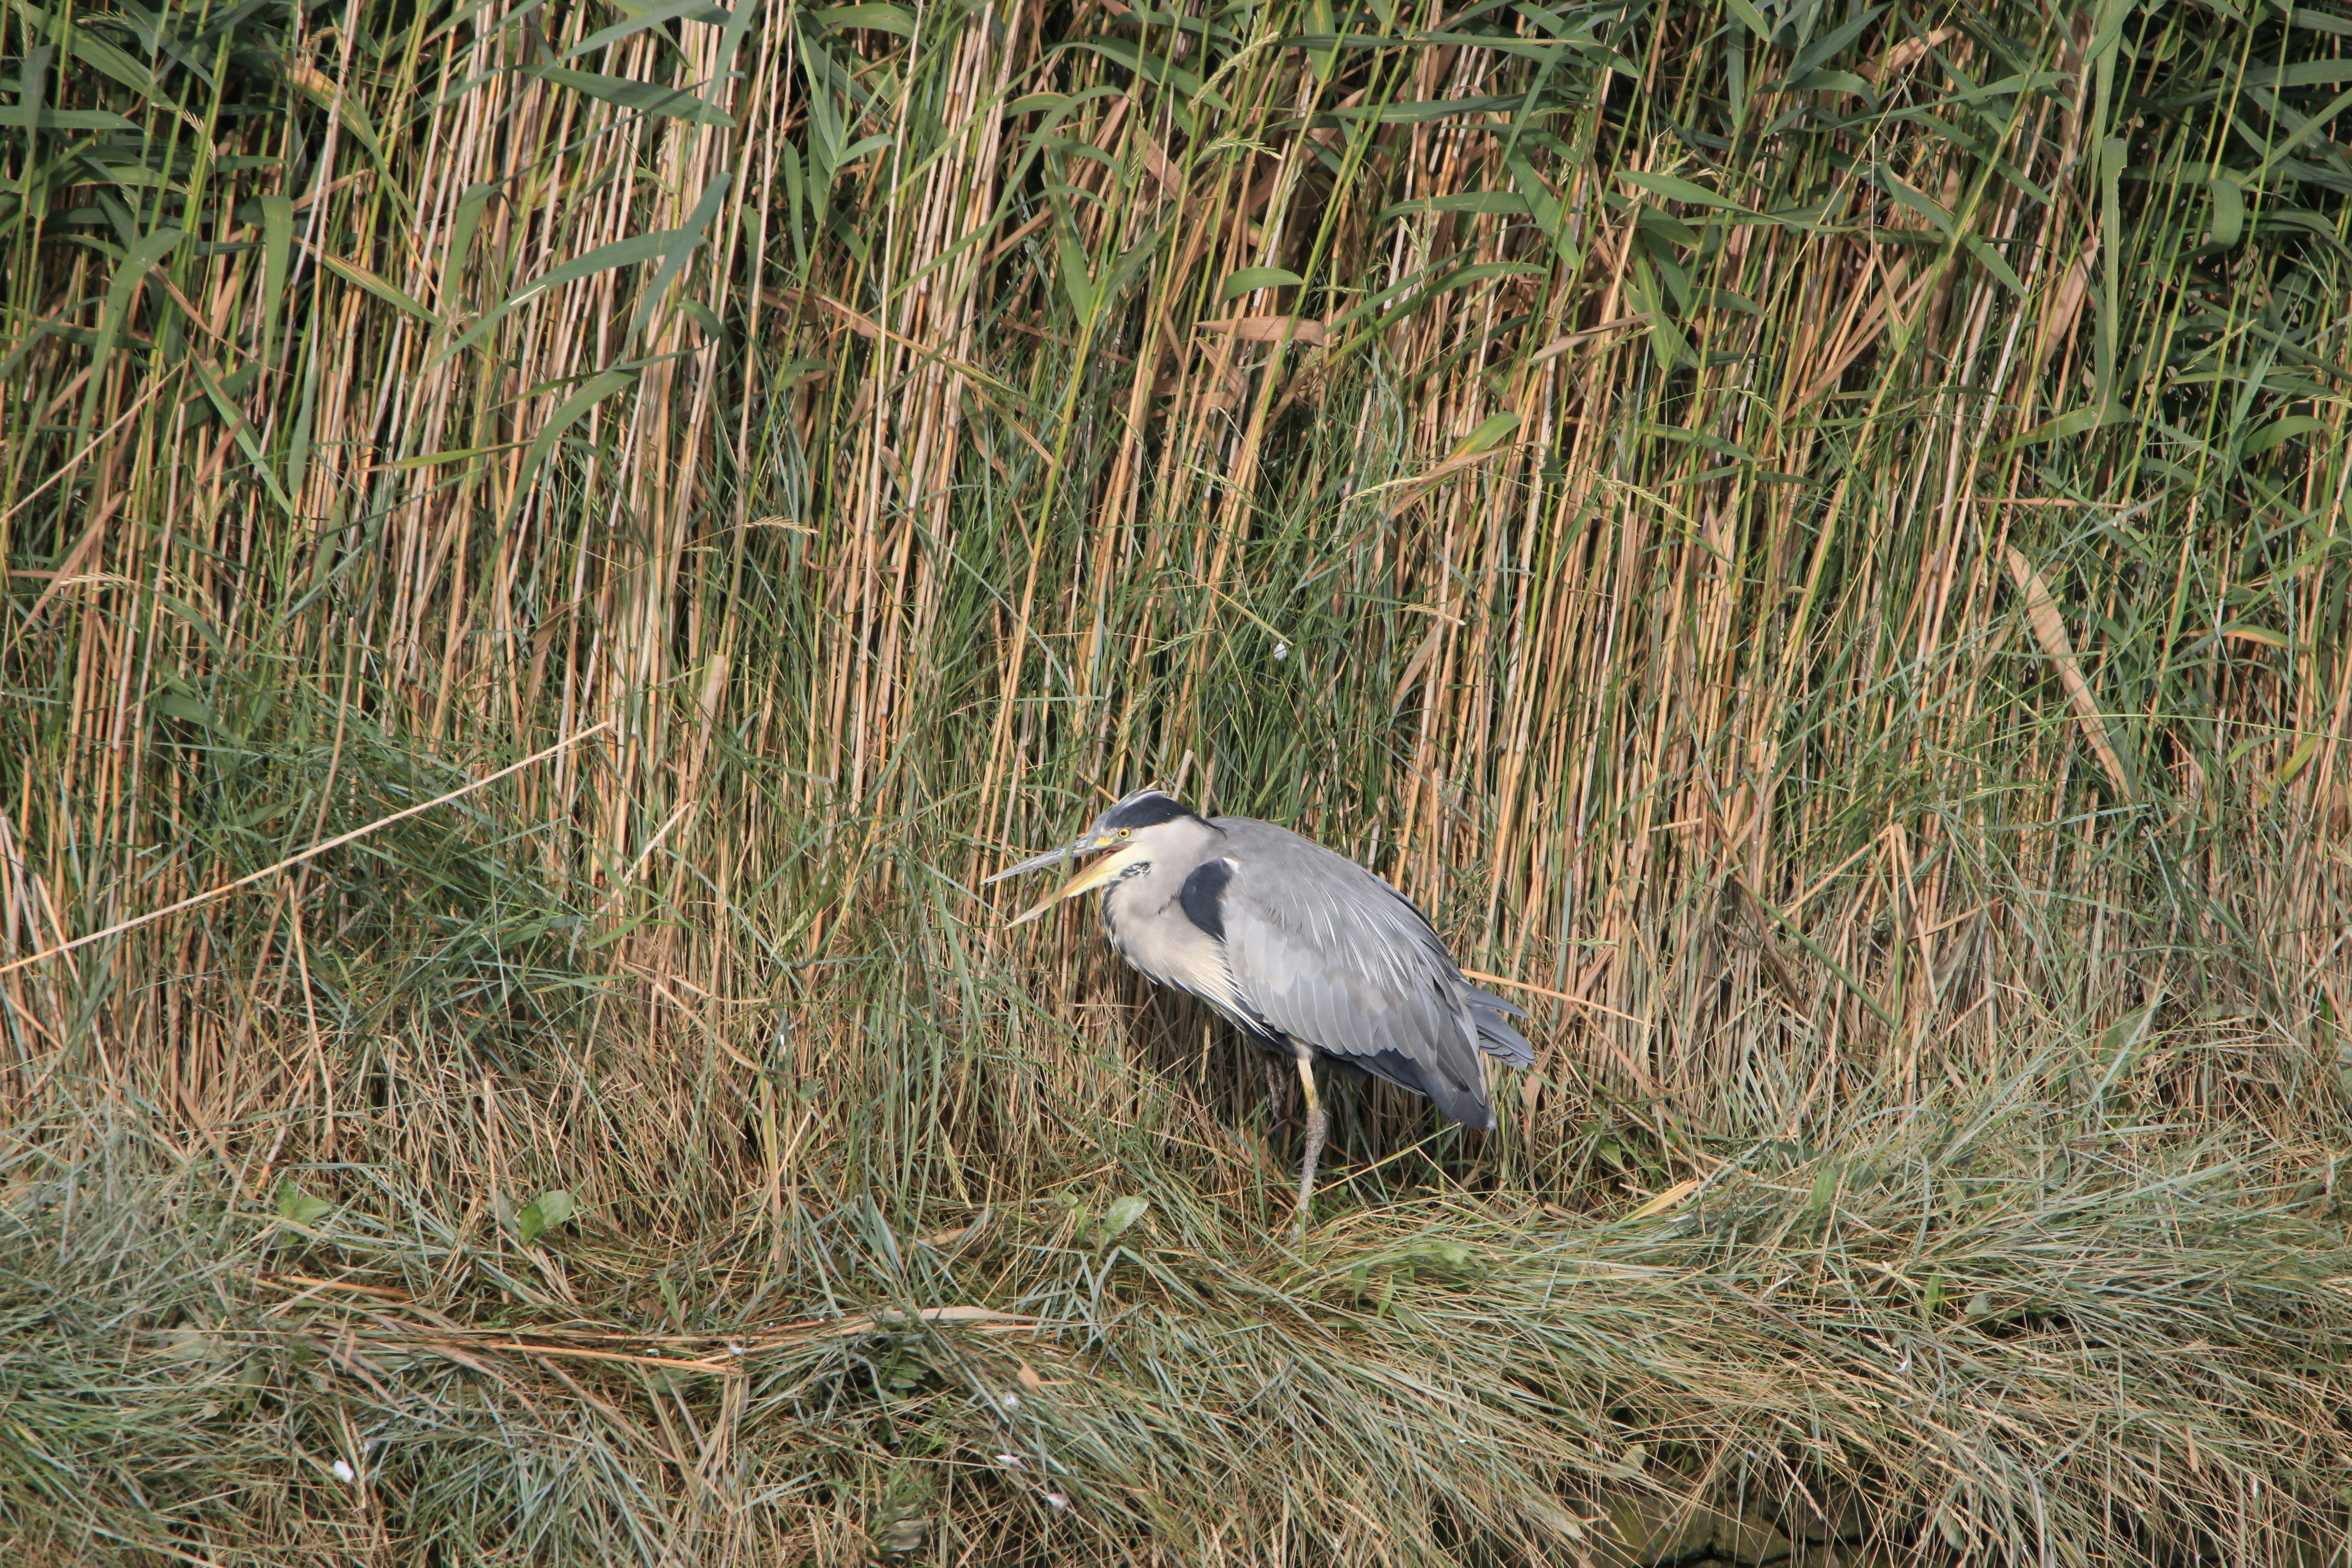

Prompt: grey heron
[{"left": 985, "top": 788, "right": 1533, "bottom": 1230}]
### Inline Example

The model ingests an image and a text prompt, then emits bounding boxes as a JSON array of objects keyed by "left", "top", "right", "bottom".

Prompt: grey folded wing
[
  {"left": 1465, "top": 986, "right": 1535, "bottom": 1068},
  {"left": 1210, "top": 823, "right": 1524, "bottom": 1129}
]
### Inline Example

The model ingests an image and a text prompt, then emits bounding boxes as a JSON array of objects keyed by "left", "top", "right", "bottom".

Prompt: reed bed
[{"left": 3, "top": 0, "right": 2350, "bottom": 1559}]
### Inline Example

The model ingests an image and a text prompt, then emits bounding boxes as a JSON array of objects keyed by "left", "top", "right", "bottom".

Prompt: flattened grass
[{"left": 2, "top": 1054, "right": 2347, "bottom": 1565}]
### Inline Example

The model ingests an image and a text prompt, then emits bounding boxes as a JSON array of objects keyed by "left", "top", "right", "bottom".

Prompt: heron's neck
[
  {"left": 1097, "top": 817, "right": 1222, "bottom": 945},
  {"left": 1098, "top": 829, "right": 1245, "bottom": 1022}
]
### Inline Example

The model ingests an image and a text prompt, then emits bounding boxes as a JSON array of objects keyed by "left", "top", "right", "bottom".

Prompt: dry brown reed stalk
[{"left": 3, "top": 0, "right": 2351, "bottom": 1561}]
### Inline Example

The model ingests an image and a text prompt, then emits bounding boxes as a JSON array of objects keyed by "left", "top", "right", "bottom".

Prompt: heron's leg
[
  {"left": 1292, "top": 1053, "right": 1326, "bottom": 1236},
  {"left": 1263, "top": 1056, "right": 1287, "bottom": 1121}
]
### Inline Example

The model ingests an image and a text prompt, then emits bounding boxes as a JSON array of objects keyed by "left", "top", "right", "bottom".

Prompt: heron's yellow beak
[{"left": 1008, "top": 842, "right": 1143, "bottom": 926}]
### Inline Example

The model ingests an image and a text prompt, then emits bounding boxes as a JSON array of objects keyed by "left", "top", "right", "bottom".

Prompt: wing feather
[{"left": 1211, "top": 818, "right": 1514, "bottom": 1129}]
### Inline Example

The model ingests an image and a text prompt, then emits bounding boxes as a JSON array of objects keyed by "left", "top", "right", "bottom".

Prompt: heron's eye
[{"left": 1117, "top": 828, "right": 1131, "bottom": 839}]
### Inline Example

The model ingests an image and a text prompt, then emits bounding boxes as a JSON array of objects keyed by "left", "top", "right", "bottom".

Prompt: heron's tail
[{"left": 1464, "top": 986, "right": 1534, "bottom": 1068}]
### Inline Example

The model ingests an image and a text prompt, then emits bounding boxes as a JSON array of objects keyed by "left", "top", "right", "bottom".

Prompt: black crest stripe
[
  {"left": 1178, "top": 858, "right": 1233, "bottom": 943},
  {"left": 1103, "top": 791, "right": 1200, "bottom": 832}
]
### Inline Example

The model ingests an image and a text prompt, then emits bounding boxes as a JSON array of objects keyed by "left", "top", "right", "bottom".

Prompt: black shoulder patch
[
  {"left": 1103, "top": 789, "right": 1200, "bottom": 832},
  {"left": 1178, "top": 857, "right": 1234, "bottom": 943}
]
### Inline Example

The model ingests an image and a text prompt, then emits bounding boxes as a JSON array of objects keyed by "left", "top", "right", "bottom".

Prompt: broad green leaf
[
  {"left": 1963, "top": 236, "right": 2026, "bottom": 296},
  {"left": 1098, "top": 224, "right": 1168, "bottom": 313},
  {"left": 2252, "top": 86, "right": 2352, "bottom": 177},
  {"left": 153, "top": 686, "right": 218, "bottom": 728},
  {"left": 20, "top": 15, "right": 149, "bottom": 95},
  {"left": 11, "top": 43, "right": 49, "bottom": 136},
  {"left": 779, "top": 143, "right": 808, "bottom": 262},
  {"left": 1054, "top": 219, "right": 1099, "bottom": 320},
  {"left": 833, "top": 132, "right": 893, "bottom": 169},
  {"left": 1059, "top": 37, "right": 1231, "bottom": 112},
  {"left": 2094, "top": 1005, "right": 2154, "bottom": 1064},
  {"left": 259, "top": 195, "right": 293, "bottom": 362},
  {"left": 2241, "top": 414, "right": 2325, "bottom": 457},
  {"left": 2005, "top": 400, "right": 2114, "bottom": 450},
  {"left": 1222, "top": 267, "right": 1306, "bottom": 300},
  {"left": 1401, "top": 1236, "right": 1476, "bottom": 1273},
  {"left": 1725, "top": 9, "right": 1749, "bottom": 126},
  {"left": 2277, "top": 731, "right": 2323, "bottom": 788},
  {"left": 1620, "top": 171, "right": 1748, "bottom": 211},
  {"left": 313, "top": 249, "right": 444, "bottom": 328},
  {"left": 1877, "top": 170, "right": 1952, "bottom": 234},
  {"left": 2097, "top": 137, "right": 2125, "bottom": 407},
  {"left": 1322, "top": 93, "right": 1525, "bottom": 124},
  {"left": 520, "top": 370, "right": 636, "bottom": 484},
  {"left": 424, "top": 0, "right": 543, "bottom": 47},
  {"left": 516, "top": 1190, "right": 577, "bottom": 1245},
  {"left": 817, "top": 3, "right": 915, "bottom": 35},
  {"left": 1302, "top": 0, "right": 1338, "bottom": 83},
  {"left": 1777, "top": 4, "right": 1883, "bottom": 83},
  {"left": 773, "top": 356, "right": 832, "bottom": 389},
  {"left": 1637, "top": 207, "right": 1701, "bottom": 250},
  {"left": 1644, "top": 421, "right": 1760, "bottom": 462},
  {"left": 1419, "top": 33, "right": 1571, "bottom": 62},
  {"left": 527, "top": 66, "right": 734, "bottom": 126},
  {"left": 1722, "top": 0, "right": 1772, "bottom": 39},
  {"left": 2090, "top": 998, "right": 2161, "bottom": 1104},
  {"left": 1646, "top": 311, "right": 1693, "bottom": 370},
  {"left": 285, "top": 346, "right": 321, "bottom": 500},
  {"left": 284, "top": 63, "right": 404, "bottom": 218},
  {"left": 714, "top": 0, "right": 758, "bottom": 72},
  {"left": 0, "top": 105, "right": 138, "bottom": 130},
  {"left": 629, "top": 171, "right": 732, "bottom": 344},
  {"left": 1097, "top": 1194, "right": 1149, "bottom": 1241},
  {"left": 2251, "top": 208, "right": 2340, "bottom": 244},
  {"left": 1327, "top": 260, "right": 1548, "bottom": 342},
  {"left": 2209, "top": 174, "right": 2245, "bottom": 249},
  {"left": 430, "top": 230, "right": 680, "bottom": 368},
  {"left": 442, "top": 184, "right": 500, "bottom": 298},
  {"left": 1690, "top": 285, "right": 1761, "bottom": 315},
  {"left": 1509, "top": 156, "right": 1578, "bottom": 265},
  {"left": 2081, "top": 0, "right": 2134, "bottom": 68},
  {"left": 276, "top": 1180, "right": 333, "bottom": 1228},
  {"left": 186, "top": 355, "right": 299, "bottom": 517},
  {"left": 1949, "top": 71, "right": 2072, "bottom": 104},
  {"left": 1806, "top": 1160, "right": 1839, "bottom": 1216},
  {"left": 1504, "top": 155, "right": 1558, "bottom": 226},
  {"left": 1789, "top": 68, "right": 1873, "bottom": 97},
  {"left": 92, "top": 228, "right": 184, "bottom": 369},
  {"left": 2258, "top": 57, "right": 2352, "bottom": 88},
  {"left": 388, "top": 441, "right": 529, "bottom": 470},
  {"left": 567, "top": 0, "right": 732, "bottom": 59},
  {"left": 1451, "top": 412, "right": 1521, "bottom": 456},
  {"left": 1377, "top": 190, "right": 1532, "bottom": 221}
]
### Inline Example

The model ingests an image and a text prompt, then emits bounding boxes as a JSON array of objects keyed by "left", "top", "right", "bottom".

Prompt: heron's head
[{"left": 984, "top": 788, "right": 1213, "bottom": 925}]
